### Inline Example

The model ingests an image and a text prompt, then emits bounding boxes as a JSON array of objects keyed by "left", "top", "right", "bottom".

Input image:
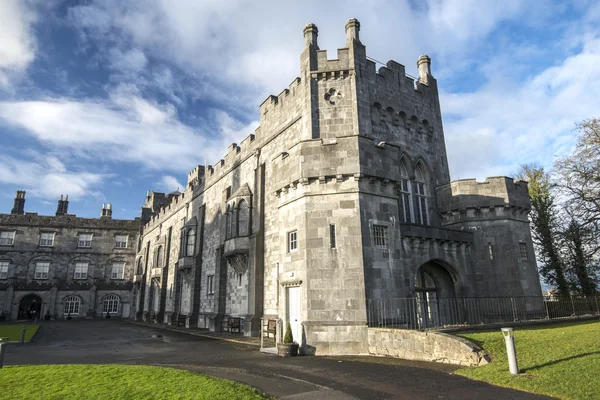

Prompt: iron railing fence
[{"left": 367, "top": 296, "right": 600, "bottom": 330}]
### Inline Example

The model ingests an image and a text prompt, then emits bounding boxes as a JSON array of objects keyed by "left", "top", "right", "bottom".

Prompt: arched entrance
[
  {"left": 18, "top": 294, "right": 42, "bottom": 320},
  {"left": 415, "top": 261, "right": 456, "bottom": 329}
]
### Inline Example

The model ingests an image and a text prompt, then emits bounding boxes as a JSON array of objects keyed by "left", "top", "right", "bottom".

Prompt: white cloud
[
  {"left": 0, "top": 153, "right": 103, "bottom": 200},
  {"left": 0, "top": 0, "right": 36, "bottom": 87},
  {"left": 156, "top": 175, "right": 184, "bottom": 193}
]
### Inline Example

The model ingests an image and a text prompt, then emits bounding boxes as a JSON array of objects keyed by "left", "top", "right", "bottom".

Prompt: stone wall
[{"left": 367, "top": 327, "right": 490, "bottom": 366}]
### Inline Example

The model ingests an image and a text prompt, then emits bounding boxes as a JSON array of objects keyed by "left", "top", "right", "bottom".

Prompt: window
[
  {"left": 103, "top": 294, "right": 119, "bottom": 314},
  {"left": 414, "top": 165, "right": 429, "bottom": 225},
  {"left": 156, "top": 246, "right": 164, "bottom": 267},
  {"left": 78, "top": 233, "right": 93, "bottom": 248},
  {"left": 207, "top": 274, "right": 214, "bottom": 294},
  {"left": 39, "top": 232, "right": 55, "bottom": 247},
  {"left": 238, "top": 200, "right": 250, "bottom": 236},
  {"left": 35, "top": 261, "right": 50, "bottom": 279},
  {"left": 111, "top": 262, "right": 125, "bottom": 279},
  {"left": 186, "top": 228, "right": 196, "bottom": 256},
  {"left": 0, "top": 261, "right": 8, "bottom": 279},
  {"left": 488, "top": 243, "right": 494, "bottom": 260},
  {"left": 0, "top": 231, "right": 15, "bottom": 246},
  {"left": 373, "top": 225, "right": 388, "bottom": 248},
  {"left": 399, "top": 161, "right": 413, "bottom": 223},
  {"left": 288, "top": 231, "right": 298, "bottom": 252},
  {"left": 237, "top": 272, "right": 243, "bottom": 287},
  {"left": 330, "top": 224, "right": 336, "bottom": 248},
  {"left": 64, "top": 296, "right": 81, "bottom": 315},
  {"left": 137, "top": 258, "right": 144, "bottom": 275},
  {"left": 225, "top": 205, "right": 231, "bottom": 239},
  {"left": 519, "top": 243, "right": 528, "bottom": 260},
  {"left": 74, "top": 262, "right": 88, "bottom": 280},
  {"left": 115, "top": 235, "right": 128, "bottom": 248}
]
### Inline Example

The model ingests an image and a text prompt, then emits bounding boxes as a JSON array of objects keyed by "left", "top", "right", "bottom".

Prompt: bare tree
[
  {"left": 517, "top": 164, "right": 569, "bottom": 297},
  {"left": 560, "top": 217, "right": 598, "bottom": 295}
]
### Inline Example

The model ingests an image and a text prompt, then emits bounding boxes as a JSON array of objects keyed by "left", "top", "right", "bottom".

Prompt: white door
[
  {"left": 287, "top": 287, "right": 302, "bottom": 344},
  {"left": 122, "top": 303, "right": 130, "bottom": 318}
]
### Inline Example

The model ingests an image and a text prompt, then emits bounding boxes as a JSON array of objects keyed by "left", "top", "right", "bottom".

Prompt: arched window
[
  {"left": 225, "top": 205, "right": 231, "bottom": 239},
  {"left": 64, "top": 296, "right": 81, "bottom": 315},
  {"left": 399, "top": 160, "right": 412, "bottom": 223},
  {"left": 156, "top": 246, "right": 164, "bottom": 267},
  {"left": 187, "top": 228, "right": 196, "bottom": 256},
  {"left": 230, "top": 204, "right": 238, "bottom": 238},
  {"left": 137, "top": 258, "right": 144, "bottom": 275},
  {"left": 103, "top": 294, "right": 120, "bottom": 314},
  {"left": 414, "top": 164, "right": 428, "bottom": 225},
  {"left": 238, "top": 200, "right": 249, "bottom": 236}
]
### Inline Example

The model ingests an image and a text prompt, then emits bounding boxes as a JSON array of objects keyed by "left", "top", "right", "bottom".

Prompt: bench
[
  {"left": 221, "top": 317, "right": 242, "bottom": 333},
  {"left": 176, "top": 314, "right": 187, "bottom": 327},
  {"left": 264, "top": 319, "right": 277, "bottom": 338}
]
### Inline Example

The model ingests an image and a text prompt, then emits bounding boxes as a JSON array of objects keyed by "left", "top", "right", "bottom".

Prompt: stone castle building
[
  {"left": 0, "top": 19, "right": 541, "bottom": 355},
  {"left": 132, "top": 19, "right": 542, "bottom": 355},
  {"left": 0, "top": 191, "right": 140, "bottom": 320}
]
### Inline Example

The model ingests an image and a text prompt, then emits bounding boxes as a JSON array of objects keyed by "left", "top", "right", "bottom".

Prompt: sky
[{"left": 1, "top": 0, "right": 599, "bottom": 220}]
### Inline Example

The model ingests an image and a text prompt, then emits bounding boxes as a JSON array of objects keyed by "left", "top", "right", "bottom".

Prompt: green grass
[
  {"left": 0, "top": 365, "right": 272, "bottom": 400},
  {"left": 0, "top": 324, "right": 39, "bottom": 342},
  {"left": 456, "top": 320, "right": 600, "bottom": 400}
]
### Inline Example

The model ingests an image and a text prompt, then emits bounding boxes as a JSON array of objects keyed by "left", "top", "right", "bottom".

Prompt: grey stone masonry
[
  {"left": 133, "top": 18, "right": 542, "bottom": 356},
  {"left": 0, "top": 192, "right": 140, "bottom": 320}
]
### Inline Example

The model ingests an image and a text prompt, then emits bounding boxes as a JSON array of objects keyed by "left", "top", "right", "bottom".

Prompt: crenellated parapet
[
  {"left": 0, "top": 213, "right": 140, "bottom": 230},
  {"left": 436, "top": 177, "right": 531, "bottom": 224}
]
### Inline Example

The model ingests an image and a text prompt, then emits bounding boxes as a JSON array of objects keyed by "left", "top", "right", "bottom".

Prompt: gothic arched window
[
  {"left": 414, "top": 164, "right": 428, "bottom": 225},
  {"left": 187, "top": 228, "right": 196, "bottom": 256},
  {"left": 238, "top": 200, "right": 249, "bottom": 236},
  {"left": 64, "top": 296, "right": 81, "bottom": 315},
  {"left": 156, "top": 246, "right": 164, "bottom": 267},
  {"left": 103, "top": 294, "right": 120, "bottom": 314},
  {"left": 225, "top": 205, "right": 231, "bottom": 239},
  {"left": 399, "top": 160, "right": 412, "bottom": 223},
  {"left": 230, "top": 204, "right": 238, "bottom": 238}
]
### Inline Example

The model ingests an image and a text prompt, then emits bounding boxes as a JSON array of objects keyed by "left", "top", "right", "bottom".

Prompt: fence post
[
  {"left": 595, "top": 296, "right": 599, "bottom": 316},
  {"left": 570, "top": 295, "right": 576, "bottom": 316},
  {"left": 511, "top": 298, "right": 518, "bottom": 322},
  {"left": 544, "top": 297, "right": 550, "bottom": 319}
]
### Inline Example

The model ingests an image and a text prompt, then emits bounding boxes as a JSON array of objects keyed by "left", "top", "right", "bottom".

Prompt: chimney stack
[
  {"left": 11, "top": 190, "right": 26, "bottom": 215},
  {"left": 56, "top": 194, "right": 69, "bottom": 216},
  {"left": 100, "top": 203, "right": 113, "bottom": 219}
]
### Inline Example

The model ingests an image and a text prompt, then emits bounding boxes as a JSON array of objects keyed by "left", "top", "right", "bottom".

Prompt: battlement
[
  {"left": 187, "top": 165, "right": 205, "bottom": 186},
  {"left": 0, "top": 212, "right": 140, "bottom": 230},
  {"left": 436, "top": 177, "right": 531, "bottom": 214},
  {"left": 258, "top": 77, "right": 302, "bottom": 129}
]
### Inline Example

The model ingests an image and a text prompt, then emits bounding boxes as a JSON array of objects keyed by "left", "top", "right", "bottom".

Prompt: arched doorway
[
  {"left": 415, "top": 261, "right": 456, "bottom": 329},
  {"left": 18, "top": 294, "right": 42, "bottom": 320}
]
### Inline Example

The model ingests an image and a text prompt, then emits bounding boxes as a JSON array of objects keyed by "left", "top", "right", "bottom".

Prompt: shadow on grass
[{"left": 522, "top": 351, "right": 600, "bottom": 372}]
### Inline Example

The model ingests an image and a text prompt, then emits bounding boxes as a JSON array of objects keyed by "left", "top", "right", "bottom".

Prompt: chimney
[
  {"left": 100, "top": 203, "right": 113, "bottom": 219},
  {"left": 417, "top": 55, "right": 432, "bottom": 86},
  {"left": 345, "top": 18, "right": 360, "bottom": 44},
  {"left": 11, "top": 190, "right": 26, "bottom": 215},
  {"left": 56, "top": 194, "right": 69, "bottom": 216}
]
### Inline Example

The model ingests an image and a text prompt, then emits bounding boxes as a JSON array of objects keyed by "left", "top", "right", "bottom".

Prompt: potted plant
[
  {"left": 44, "top": 310, "right": 51, "bottom": 321},
  {"left": 277, "top": 322, "right": 299, "bottom": 357}
]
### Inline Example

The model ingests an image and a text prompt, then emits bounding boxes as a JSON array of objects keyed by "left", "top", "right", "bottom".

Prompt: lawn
[
  {"left": 0, "top": 324, "right": 39, "bottom": 342},
  {"left": 0, "top": 365, "right": 272, "bottom": 400},
  {"left": 456, "top": 320, "right": 600, "bottom": 400}
]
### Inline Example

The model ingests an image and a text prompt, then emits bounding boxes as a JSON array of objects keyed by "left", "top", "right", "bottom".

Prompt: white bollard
[{"left": 501, "top": 327, "right": 519, "bottom": 375}]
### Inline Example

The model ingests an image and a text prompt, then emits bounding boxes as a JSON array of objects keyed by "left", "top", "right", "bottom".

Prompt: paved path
[{"left": 5, "top": 320, "right": 552, "bottom": 399}]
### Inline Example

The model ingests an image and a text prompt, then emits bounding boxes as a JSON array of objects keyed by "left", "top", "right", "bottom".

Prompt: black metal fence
[{"left": 367, "top": 296, "right": 600, "bottom": 330}]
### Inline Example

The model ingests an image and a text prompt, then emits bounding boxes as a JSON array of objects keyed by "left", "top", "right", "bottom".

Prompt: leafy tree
[
  {"left": 560, "top": 217, "right": 598, "bottom": 295},
  {"left": 517, "top": 164, "right": 569, "bottom": 297}
]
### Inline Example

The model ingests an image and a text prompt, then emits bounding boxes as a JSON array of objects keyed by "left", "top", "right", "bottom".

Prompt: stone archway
[
  {"left": 415, "top": 261, "right": 456, "bottom": 329},
  {"left": 18, "top": 294, "right": 42, "bottom": 320}
]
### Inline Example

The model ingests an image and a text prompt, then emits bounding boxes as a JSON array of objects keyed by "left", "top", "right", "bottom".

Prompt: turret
[
  {"left": 303, "top": 23, "right": 318, "bottom": 48},
  {"left": 11, "top": 190, "right": 26, "bottom": 215},
  {"left": 345, "top": 18, "right": 360, "bottom": 44},
  {"left": 417, "top": 55, "right": 432, "bottom": 86}
]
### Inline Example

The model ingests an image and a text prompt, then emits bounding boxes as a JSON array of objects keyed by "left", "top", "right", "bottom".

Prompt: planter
[{"left": 277, "top": 343, "right": 299, "bottom": 357}]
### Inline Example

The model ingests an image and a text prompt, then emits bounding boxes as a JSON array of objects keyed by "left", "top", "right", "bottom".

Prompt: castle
[{"left": 0, "top": 19, "right": 541, "bottom": 355}]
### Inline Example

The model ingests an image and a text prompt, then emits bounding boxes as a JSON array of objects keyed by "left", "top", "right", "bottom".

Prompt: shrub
[{"left": 283, "top": 322, "right": 294, "bottom": 344}]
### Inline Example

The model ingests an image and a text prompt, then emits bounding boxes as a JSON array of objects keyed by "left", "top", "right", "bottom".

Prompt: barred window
[
  {"left": 35, "top": 261, "right": 50, "bottom": 279},
  {"left": 0, "top": 231, "right": 15, "bottom": 246},
  {"left": 64, "top": 296, "right": 80, "bottom": 315},
  {"left": 74, "top": 262, "right": 88, "bottom": 280},
  {"left": 288, "top": 231, "right": 298, "bottom": 252},
  {"left": 115, "top": 235, "right": 128, "bottom": 248},
  {"left": 111, "top": 262, "right": 125, "bottom": 279},
  {"left": 373, "top": 225, "right": 388, "bottom": 248},
  {"left": 0, "top": 261, "right": 8, "bottom": 279},
  {"left": 78, "top": 233, "right": 93, "bottom": 248},
  {"left": 39, "top": 232, "right": 55, "bottom": 247},
  {"left": 519, "top": 243, "right": 528, "bottom": 260}
]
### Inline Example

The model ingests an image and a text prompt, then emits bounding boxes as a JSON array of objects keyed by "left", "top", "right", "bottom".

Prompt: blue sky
[{"left": 1, "top": 0, "right": 599, "bottom": 220}]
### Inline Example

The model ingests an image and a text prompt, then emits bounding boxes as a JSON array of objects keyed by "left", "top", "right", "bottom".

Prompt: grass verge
[
  {"left": 0, "top": 324, "right": 39, "bottom": 341},
  {"left": 456, "top": 320, "right": 600, "bottom": 400},
  {"left": 0, "top": 364, "right": 272, "bottom": 400}
]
